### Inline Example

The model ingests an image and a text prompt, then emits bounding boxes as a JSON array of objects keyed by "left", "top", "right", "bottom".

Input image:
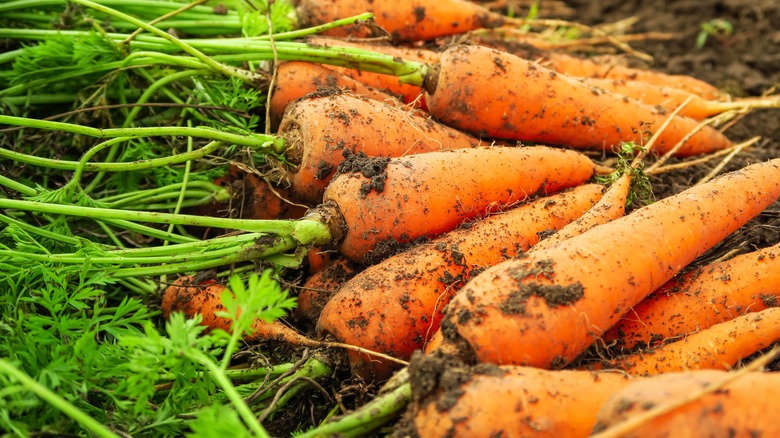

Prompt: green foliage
[
  {"left": 597, "top": 142, "right": 654, "bottom": 208},
  {"left": 696, "top": 18, "right": 733, "bottom": 49},
  {"left": 239, "top": 0, "right": 297, "bottom": 37}
]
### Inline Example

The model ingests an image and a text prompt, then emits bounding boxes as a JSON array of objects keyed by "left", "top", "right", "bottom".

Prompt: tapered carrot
[
  {"left": 578, "top": 77, "right": 780, "bottom": 120},
  {"left": 423, "top": 44, "right": 732, "bottom": 156},
  {"left": 295, "top": 257, "right": 362, "bottom": 323},
  {"left": 295, "top": 0, "right": 505, "bottom": 42},
  {"left": 593, "top": 370, "right": 780, "bottom": 437},
  {"left": 435, "top": 158, "right": 780, "bottom": 368},
  {"left": 318, "top": 183, "right": 605, "bottom": 381},
  {"left": 604, "top": 307, "right": 780, "bottom": 375},
  {"left": 161, "top": 276, "right": 318, "bottom": 346},
  {"left": 305, "top": 37, "right": 440, "bottom": 106},
  {"left": 321, "top": 145, "right": 596, "bottom": 263},
  {"left": 411, "top": 355, "right": 635, "bottom": 438},
  {"left": 269, "top": 61, "right": 399, "bottom": 124},
  {"left": 278, "top": 93, "right": 481, "bottom": 204},
  {"left": 605, "top": 241, "right": 780, "bottom": 350},
  {"left": 544, "top": 52, "right": 724, "bottom": 100}
]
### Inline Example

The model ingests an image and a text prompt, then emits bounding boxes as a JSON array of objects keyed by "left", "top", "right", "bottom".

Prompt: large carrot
[
  {"left": 434, "top": 158, "right": 780, "bottom": 368},
  {"left": 411, "top": 354, "right": 635, "bottom": 438},
  {"left": 593, "top": 370, "right": 780, "bottom": 437},
  {"left": 321, "top": 145, "right": 596, "bottom": 263},
  {"left": 423, "top": 45, "right": 732, "bottom": 156},
  {"left": 269, "top": 61, "right": 399, "bottom": 124},
  {"left": 294, "top": 0, "right": 506, "bottom": 42},
  {"left": 278, "top": 93, "right": 481, "bottom": 204},
  {"left": 604, "top": 307, "right": 780, "bottom": 375},
  {"left": 605, "top": 241, "right": 780, "bottom": 350},
  {"left": 318, "top": 183, "right": 605, "bottom": 381}
]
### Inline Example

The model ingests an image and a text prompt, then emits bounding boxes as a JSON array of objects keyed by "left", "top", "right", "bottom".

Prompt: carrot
[
  {"left": 305, "top": 37, "right": 440, "bottom": 106},
  {"left": 434, "top": 158, "right": 780, "bottom": 368},
  {"left": 578, "top": 77, "right": 780, "bottom": 120},
  {"left": 278, "top": 93, "right": 481, "bottom": 204},
  {"left": 318, "top": 183, "right": 605, "bottom": 381},
  {"left": 593, "top": 370, "right": 780, "bottom": 437},
  {"left": 294, "top": 0, "right": 506, "bottom": 42},
  {"left": 423, "top": 44, "right": 733, "bottom": 156},
  {"left": 411, "top": 355, "right": 635, "bottom": 438},
  {"left": 269, "top": 61, "right": 399, "bottom": 124},
  {"left": 604, "top": 241, "right": 780, "bottom": 350},
  {"left": 305, "top": 246, "right": 336, "bottom": 275},
  {"left": 543, "top": 52, "right": 724, "bottom": 100},
  {"left": 161, "top": 276, "right": 317, "bottom": 346},
  {"left": 295, "top": 257, "right": 362, "bottom": 323},
  {"left": 320, "top": 145, "right": 596, "bottom": 263},
  {"left": 604, "top": 307, "right": 780, "bottom": 375}
]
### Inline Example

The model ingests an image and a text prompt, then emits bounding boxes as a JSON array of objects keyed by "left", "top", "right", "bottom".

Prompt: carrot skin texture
[
  {"left": 424, "top": 45, "right": 732, "bottom": 156},
  {"left": 295, "top": 257, "right": 362, "bottom": 323},
  {"left": 437, "top": 158, "right": 780, "bottom": 368},
  {"left": 608, "top": 307, "right": 780, "bottom": 375},
  {"left": 411, "top": 358, "right": 634, "bottom": 438},
  {"left": 605, "top": 241, "right": 780, "bottom": 350},
  {"left": 324, "top": 146, "right": 596, "bottom": 264},
  {"left": 295, "top": 0, "right": 505, "bottom": 42},
  {"left": 269, "top": 61, "right": 398, "bottom": 123},
  {"left": 593, "top": 370, "right": 780, "bottom": 437},
  {"left": 279, "top": 93, "right": 481, "bottom": 204},
  {"left": 318, "top": 184, "right": 604, "bottom": 381}
]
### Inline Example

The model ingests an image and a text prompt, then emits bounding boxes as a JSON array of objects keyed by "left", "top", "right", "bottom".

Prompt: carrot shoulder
[
  {"left": 318, "top": 183, "right": 604, "bottom": 381},
  {"left": 607, "top": 307, "right": 780, "bottom": 375},
  {"left": 424, "top": 45, "right": 732, "bottom": 156},
  {"left": 435, "top": 158, "right": 780, "bottom": 368},
  {"left": 605, "top": 241, "right": 780, "bottom": 350},
  {"left": 322, "top": 146, "right": 596, "bottom": 263}
]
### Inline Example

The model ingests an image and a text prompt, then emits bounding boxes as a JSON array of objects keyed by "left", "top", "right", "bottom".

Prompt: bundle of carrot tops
[{"left": 1, "top": 0, "right": 779, "bottom": 436}]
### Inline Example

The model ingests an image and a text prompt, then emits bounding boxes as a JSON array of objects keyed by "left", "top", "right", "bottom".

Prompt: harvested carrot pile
[{"left": 1, "top": 0, "right": 779, "bottom": 436}]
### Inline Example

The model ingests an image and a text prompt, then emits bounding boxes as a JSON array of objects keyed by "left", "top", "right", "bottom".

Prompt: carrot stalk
[
  {"left": 423, "top": 45, "right": 733, "bottom": 156},
  {"left": 436, "top": 158, "right": 780, "bottom": 368},
  {"left": 605, "top": 307, "right": 780, "bottom": 375},
  {"left": 604, "top": 241, "right": 780, "bottom": 350},
  {"left": 318, "top": 183, "right": 605, "bottom": 380}
]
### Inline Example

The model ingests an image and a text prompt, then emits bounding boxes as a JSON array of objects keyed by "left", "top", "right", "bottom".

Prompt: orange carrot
[
  {"left": 295, "top": 257, "right": 362, "bottom": 323},
  {"left": 269, "top": 61, "right": 399, "bottom": 124},
  {"left": 544, "top": 52, "right": 724, "bottom": 100},
  {"left": 295, "top": 0, "right": 505, "bottom": 42},
  {"left": 593, "top": 370, "right": 780, "bottom": 437},
  {"left": 278, "top": 93, "right": 481, "bottom": 204},
  {"left": 434, "top": 158, "right": 780, "bottom": 368},
  {"left": 305, "top": 37, "right": 440, "bottom": 106},
  {"left": 318, "top": 183, "right": 605, "bottom": 381},
  {"left": 604, "top": 307, "right": 780, "bottom": 375},
  {"left": 605, "top": 241, "right": 780, "bottom": 350},
  {"left": 423, "top": 44, "right": 732, "bottom": 156},
  {"left": 411, "top": 355, "right": 635, "bottom": 438},
  {"left": 320, "top": 145, "right": 596, "bottom": 263},
  {"left": 161, "top": 276, "right": 317, "bottom": 346}
]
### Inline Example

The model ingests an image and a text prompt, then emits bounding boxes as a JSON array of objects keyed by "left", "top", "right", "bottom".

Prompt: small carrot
[
  {"left": 295, "top": 257, "right": 362, "bottom": 323},
  {"left": 604, "top": 307, "right": 780, "bottom": 375},
  {"left": 605, "top": 241, "right": 780, "bottom": 350},
  {"left": 578, "top": 77, "right": 780, "bottom": 120},
  {"left": 278, "top": 93, "right": 481, "bottom": 204},
  {"left": 295, "top": 0, "right": 506, "bottom": 42},
  {"left": 423, "top": 44, "right": 733, "bottom": 156},
  {"left": 161, "top": 276, "right": 318, "bottom": 346},
  {"left": 269, "top": 61, "right": 399, "bottom": 124},
  {"left": 411, "top": 355, "right": 635, "bottom": 438},
  {"left": 321, "top": 145, "right": 597, "bottom": 263},
  {"left": 435, "top": 158, "right": 780, "bottom": 368},
  {"left": 543, "top": 52, "right": 724, "bottom": 100},
  {"left": 593, "top": 369, "right": 780, "bottom": 437},
  {"left": 318, "top": 183, "right": 605, "bottom": 381}
]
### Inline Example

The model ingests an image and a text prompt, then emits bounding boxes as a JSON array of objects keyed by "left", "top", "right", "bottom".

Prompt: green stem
[
  {"left": 0, "top": 174, "right": 38, "bottom": 196},
  {"left": 0, "top": 213, "right": 86, "bottom": 247},
  {"left": 297, "top": 382, "right": 412, "bottom": 438},
  {"left": 98, "top": 180, "right": 225, "bottom": 203},
  {"left": 102, "top": 219, "right": 197, "bottom": 244},
  {"left": 0, "top": 359, "right": 121, "bottom": 438},
  {"left": 0, "top": 116, "right": 283, "bottom": 151},
  {"left": 122, "top": 69, "right": 209, "bottom": 128}
]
